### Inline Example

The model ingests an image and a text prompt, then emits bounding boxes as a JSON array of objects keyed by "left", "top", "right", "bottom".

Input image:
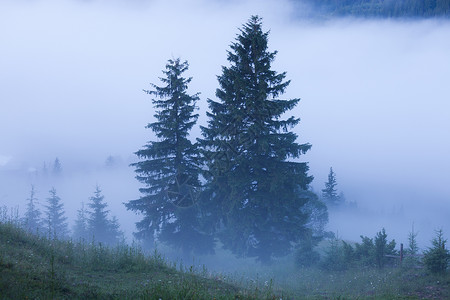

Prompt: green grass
[
  {"left": 184, "top": 240, "right": 450, "bottom": 300},
  {"left": 0, "top": 220, "right": 270, "bottom": 299},
  {"left": 1, "top": 214, "right": 449, "bottom": 299},
  {"left": 272, "top": 264, "right": 450, "bottom": 299}
]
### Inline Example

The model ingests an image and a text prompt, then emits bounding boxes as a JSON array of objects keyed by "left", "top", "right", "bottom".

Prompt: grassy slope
[
  {"left": 1, "top": 220, "right": 450, "bottom": 299},
  {"left": 0, "top": 221, "right": 265, "bottom": 299}
]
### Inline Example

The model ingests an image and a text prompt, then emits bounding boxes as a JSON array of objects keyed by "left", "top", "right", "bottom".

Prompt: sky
[{"left": 1, "top": 0, "right": 450, "bottom": 246}]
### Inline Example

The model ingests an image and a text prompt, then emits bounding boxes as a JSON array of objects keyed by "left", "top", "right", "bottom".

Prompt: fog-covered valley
[{"left": 1, "top": 0, "right": 450, "bottom": 270}]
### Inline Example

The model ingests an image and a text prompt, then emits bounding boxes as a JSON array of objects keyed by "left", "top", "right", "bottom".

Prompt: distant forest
[{"left": 297, "top": 0, "right": 450, "bottom": 18}]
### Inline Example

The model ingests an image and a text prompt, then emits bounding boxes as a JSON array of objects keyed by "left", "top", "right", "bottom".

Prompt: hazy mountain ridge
[{"left": 296, "top": 0, "right": 450, "bottom": 19}]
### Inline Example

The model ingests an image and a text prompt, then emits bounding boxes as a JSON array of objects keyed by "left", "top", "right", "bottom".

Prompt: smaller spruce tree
[
  {"left": 73, "top": 201, "right": 89, "bottom": 241},
  {"left": 87, "top": 185, "right": 122, "bottom": 245},
  {"left": 354, "top": 228, "right": 396, "bottom": 268},
  {"left": 42, "top": 162, "right": 48, "bottom": 178},
  {"left": 407, "top": 225, "right": 419, "bottom": 255},
  {"left": 44, "top": 187, "right": 69, "bottom": 239},
  {"left": 374, "top": 228, "right": 397, "bottom": 268},
  {"left": 321, "top": 237, "right": 354, "bottom": 271},
  {"left": 53, "top": 157, "right": 62, "bottom": 176},
  {"left": 404, "top": 224, "right": 420, "bottom": 267},
  {"left": 22, "top": 185, "right": 43, "bottom": 234},
  {"left": 423, "top": 229, "right": 450, "bottom": 274},
  {"left": 322, "top": 167, "right": 341, "bottom": 206}
]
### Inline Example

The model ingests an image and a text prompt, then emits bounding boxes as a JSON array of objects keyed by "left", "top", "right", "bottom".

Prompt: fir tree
[
  {"left": 44, "top": 187, "right": 69, "bottom": 239},
  {"left": 126, "top": 58, "right": 213, "bottom": 257},
  {"left": 72, "top": 201, "right": 89, "bottom": 241},
  {"left": 322, "top": 167, "right": 340, "bottom": 206},
  {"left": 105, "top": 155, "right": 117, "bottom": 168},
  {"left": 404, "top": 224, "right": 420, "bottom": 267},
  {"left": 88, "top": 185, "right": 122, "bottom": 245},
  {"left": 22, "top": 185, "right": 42, "bottom": 234},
  {"left": 354, "top": 228, "right": 397, "bottom": 268},
  {"left": 374, "top": 228, "right": 397, "bottom": 268},
  {"left": 407, "top": 224, "right": 419, "bottom": 255},
  {"left": 199, "top": 16, "right": 313, "bottom": 263},
  {"left": 53, "top": 157, "right": 62, "bottom": 176},
  {"left": 423, "top": 229, "right": 450, "bottom": 274}
]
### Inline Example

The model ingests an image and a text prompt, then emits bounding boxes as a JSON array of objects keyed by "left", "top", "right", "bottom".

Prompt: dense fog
[{"left": 1, "top": 0, "right": 450, "bottom": 255}]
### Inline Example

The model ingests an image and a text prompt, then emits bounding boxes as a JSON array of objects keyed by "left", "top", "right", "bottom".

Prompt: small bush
[
  {"left": 354, "top": 228, "right": 397, "bottom": 268},
  {"left": 321, "top": 238, "right": 354, "bottom": 271},
  {"left": 374, "top": 228, "right": 397, "bottom": 268}
]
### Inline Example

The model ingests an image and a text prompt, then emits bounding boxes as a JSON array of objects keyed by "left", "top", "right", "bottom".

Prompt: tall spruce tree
[
  {"left": 126, "top": 58, "right": 213, "bottom": 257},
  {"left": 22, "top": 185, "right": 43, "bottom": 234},
  {"left": 44, "top": 187, "right": 69, "bottom": 239},
  {"left": 88, "top": 185, "right": 122, "bottom": 245},
  {"left": 199, "top": 16, "right": 313, "bottom": 263}
]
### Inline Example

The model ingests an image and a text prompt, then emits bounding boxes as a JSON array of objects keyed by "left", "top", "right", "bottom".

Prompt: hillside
[
  {"left": 0, "top": 221, "right": 262, "bottom": 299},
  {"left": 1, "top": 216, "right": 450, "bottom": 299}
]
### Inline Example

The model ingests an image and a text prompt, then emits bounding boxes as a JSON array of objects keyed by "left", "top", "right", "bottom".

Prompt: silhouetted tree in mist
[
  {"left": 41, "top": 162, "right": 48, "bottom": 178},
  {"left": 44, "top": 187, "right": 69, "bottom": 239},
  {"left": 199, "top": 16, "right": 314, "bottom": 264},
  {"left": 105, "top": 155, "right": 123, "bottom": 168},
  {"left": 88, "top": 185, "right": 122, "bottom": 245},
  {"left": 126, "top": 58, "right": 213, "bottom": 257},
  {"left": 322, "top": 167, "right": 342, "bottom": 206},
  {"left": 52, "top": 157, "right": 62, "bottom": 177},
  {"left": 22, "top": 185, "right": 43, "bottom": 234},
  {"left": 72, "top": 201, "right": 89, "bottom": 241}
]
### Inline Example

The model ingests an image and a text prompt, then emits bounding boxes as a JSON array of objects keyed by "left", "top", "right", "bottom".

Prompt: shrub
[
  {"left": 354, "top": 228, "right": 396, "bottom": 268},
  {"left": 354, "top": 235, "right": 375, "bottom": 267},
  {"left": 320, "top": 238, "right": 354, "bottom": 271},
  {"left": 374, "top": 228, "right": 397, "bottom": 268}
]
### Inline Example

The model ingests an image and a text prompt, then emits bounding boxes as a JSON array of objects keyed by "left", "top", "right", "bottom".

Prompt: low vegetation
[
  {"left": 0, "top": 218, "right": 265, "bottom": 299},
  {"left": 1, "top": 212, "right": 450, "bottom": 299}
]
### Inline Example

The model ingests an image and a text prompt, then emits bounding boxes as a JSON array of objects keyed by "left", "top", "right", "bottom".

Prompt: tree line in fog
[{"left": 299, "top": 0, "right": 450, "bottom": 18}]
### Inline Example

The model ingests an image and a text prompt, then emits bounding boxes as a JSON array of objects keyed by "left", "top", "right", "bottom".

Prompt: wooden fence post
[{"left": 400, "top": 243, "right": 403, "bottom": 264}]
